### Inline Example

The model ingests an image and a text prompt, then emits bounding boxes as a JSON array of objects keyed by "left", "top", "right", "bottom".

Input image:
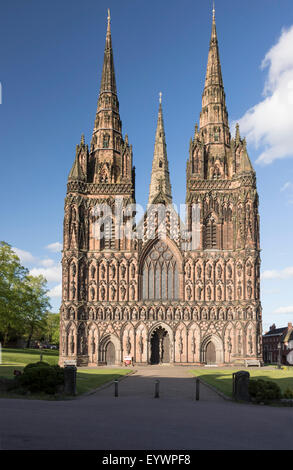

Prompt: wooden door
[
  {"left": 206, "top": 341, "right": 216, "bottom": 364},
  {"left": 106, "top": 341, "right": 115, "bottom": 365}
]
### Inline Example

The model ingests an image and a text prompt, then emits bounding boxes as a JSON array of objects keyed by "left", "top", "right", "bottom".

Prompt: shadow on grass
[
  {"left": 191, "top": 369, "right": 293, "bottom": 399},
  {"left": 0, "top": 366, "right": 131, "bottom": 400},
  {"left": 76, "top": 370, "right": 130, "bottom": 395}
]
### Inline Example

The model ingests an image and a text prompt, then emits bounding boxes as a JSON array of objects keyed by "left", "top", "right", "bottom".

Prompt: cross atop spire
[
  {"left": 212, "top": 1, "right": 215, "bottom": 22},
  {"left": 159, "top": 91, "right": 162, "bottom": 104}
]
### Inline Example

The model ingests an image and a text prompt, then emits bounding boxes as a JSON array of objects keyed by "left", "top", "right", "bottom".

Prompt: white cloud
[
  {"left": 39, "top": 258, "right": 55, "bottom": 267},
  {"left": 273, "top": 305, "right": 293, "bottom": 314},
  {"left": 280, "top": 181, "right": 292, "bottom": 192},
  {"left": 12, "top": 247, "right": 36, "bottom": 264},
  {"left": 48, "top": 283, "right": 62, "bottom": 298},
  {"left": 46, "top": 242, "right": 62, "bottom": 253},
  {"left": 29, "top": 265, "right": 62, "bottom": 283},
  {"left": 261, "top": 266, "right": 293, "bottom": 280},
  {"left": 236, "top": 25, "right": 293, "bottom": 165}
]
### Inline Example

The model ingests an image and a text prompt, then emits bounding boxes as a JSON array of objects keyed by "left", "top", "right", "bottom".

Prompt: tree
[
  {"left": 44, "top": 313, "right": 60, "bottom": 345},
  {"left": 0, "top": 242, "right": 28, "bottom": 345},
  {"left": 20, "top": 275, "right": 51, "bottom": 348},
  {"left": 0, "top": 242, "right": 51, "bottom": 347}
]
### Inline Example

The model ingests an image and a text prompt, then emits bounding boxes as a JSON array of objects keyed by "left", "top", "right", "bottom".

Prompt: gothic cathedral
[{"left": 59, "top": 10, "right": 263, "bottom": 366}]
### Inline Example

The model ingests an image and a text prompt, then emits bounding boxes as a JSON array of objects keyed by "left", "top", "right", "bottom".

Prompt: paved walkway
[
  {"left": 0, "top": 366, "right": 293, "bottom": 450},
  {"left": 93, "top": 365, "right": 223, "bottom": 401}
]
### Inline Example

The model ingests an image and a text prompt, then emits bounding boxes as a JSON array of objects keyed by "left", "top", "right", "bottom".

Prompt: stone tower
[
  {"left": 59, "top": 8, "right": 262, "bottom": 367},
  {"left": 185, "top": 7, "right": 262, "bottom": 363}
]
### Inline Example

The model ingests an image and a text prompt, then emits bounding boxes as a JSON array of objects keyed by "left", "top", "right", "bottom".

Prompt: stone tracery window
[
  {"left": 204, "top": 216, "right": 217, "bottom": 249},
  {"left": 142, "top": 240, "right": 179, "bottom": 300}
]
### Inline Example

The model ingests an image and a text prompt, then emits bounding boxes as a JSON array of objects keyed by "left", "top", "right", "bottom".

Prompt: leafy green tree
[
  {"left": 21, "top": 275, "right": 51, "bottom": 348},
  {"left": 0, "top": 242, "right": 51, "bottom": 347},
  {"left": 0, "top": 242, "right": 28, "bottom": 345},
  {"left": 44, "top": 313, "right": 60, "bottom": 345}
]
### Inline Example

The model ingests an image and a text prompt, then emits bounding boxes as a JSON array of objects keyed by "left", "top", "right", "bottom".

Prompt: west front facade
[{"left": 59, "top": 9, "right": 263, "bottom": 367}]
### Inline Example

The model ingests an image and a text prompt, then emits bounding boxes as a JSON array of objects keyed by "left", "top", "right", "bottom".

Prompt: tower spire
[
  {"left": 89, "top": 11, "right": 134, "bottom": 187},
  {"left": 148, "top": 97, "right": 172, "bottom": 205},
  {"left": 199, "top": 5, "right": 229, "bottom": 148}
]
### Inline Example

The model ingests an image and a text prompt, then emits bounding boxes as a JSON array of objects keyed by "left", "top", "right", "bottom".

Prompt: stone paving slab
[{"left": 92, "top": 366, "right": 223, "bottom": 401}]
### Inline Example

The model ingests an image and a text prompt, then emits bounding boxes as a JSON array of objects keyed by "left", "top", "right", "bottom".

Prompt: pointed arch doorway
[
  {"left": 206, "top": 341, "right": 216, "bottom": 364},
  {"left": 201, "top": 335, "right": 224, "bottom": 364},
  {"left": 105, "top": 341, "right": 115, "bottom": 365},
  {"left": 150, "top": 326, "right": 170, "bottom": 364}
]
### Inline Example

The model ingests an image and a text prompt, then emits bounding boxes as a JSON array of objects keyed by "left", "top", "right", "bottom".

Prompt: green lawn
[
  {"left": 0, "top": 348, "right": 131, "bottom": 398},
  {"left": 190, "top": 368, "right": 293, "bottom": 398},
  {"left": 76, "top": 368, "right": 130, "bottom": 395},
  {"left": 1, "top": 347, "right": 59, "bottom": 366}
]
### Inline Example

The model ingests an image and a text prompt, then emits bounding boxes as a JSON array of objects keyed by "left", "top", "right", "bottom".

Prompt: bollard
[
  {"left": 195, "top": 378, "right": 200, "bottom": 401},
  {"left": 114, "top": 379, "right": 118, "bottom": 397},
  {"left": 154, "top": 379, "right": 160, "bottom": 398},
  {"left": 64, "top": 365, "right": 77, "bottom": 396}
]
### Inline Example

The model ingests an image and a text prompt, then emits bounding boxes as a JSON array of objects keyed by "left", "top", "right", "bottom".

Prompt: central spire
[{"left": 148, "top": 95, "right": 172, "bottom": 205}]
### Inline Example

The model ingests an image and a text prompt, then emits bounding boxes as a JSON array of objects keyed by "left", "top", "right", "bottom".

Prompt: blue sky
[{"left": 0, "top": 0, "right": 293, "bottom": 333}]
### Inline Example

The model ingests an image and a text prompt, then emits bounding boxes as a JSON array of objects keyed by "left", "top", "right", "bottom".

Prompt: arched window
[
  {"left": 142, "top": 240, "right": 179, "bottom": 300},
  {"left": 103, "top": 133, "right": 110, "bottom": 148},
  {"left": 204, "top": 216, "right": 217, "bottom": 249}
]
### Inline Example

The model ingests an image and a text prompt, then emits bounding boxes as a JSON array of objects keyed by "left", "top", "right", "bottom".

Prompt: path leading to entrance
[
  {"left": 93, "top": 365, "right": 222, "bottom": 401},
  {"left": 1, "top": 366, "right": 293, "bottom": 450}
]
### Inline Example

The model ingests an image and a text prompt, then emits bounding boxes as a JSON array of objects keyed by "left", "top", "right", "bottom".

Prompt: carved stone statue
[
  {"left": 120, "top": 285, "right": 126, "bottom": 301},
  {"left": 71, "top": 281, "right": 76, "bottom": 300},
  {"left": 139, "top": 335, "right": 144, "bottom": 355},
  {"left": 197, "top": 265, "right": 202, "bottom": 278},
  {"left": 100, "top": 285, "right": 106, "bottom": 301},
  {"left": 91, "top": 265, "right": 96, "bottom": 278},
  {"left": 90, "top": 287, "right": 95, "bottom": 301},
  {"left": 111, "top": 285, "right": 116, "bottom": 301},
  {"left": 121, "top": 264, "right": 126, "bottom": 279},
  {"left": 238, "top": 332, "right": 242, "bottom": 355},
  {"left": 191, "top": 337, "right": 196, "bottom": 355},
  {"left": 111, "top": 264, "right": 116, "bottom": 278},
  {"left": 130, "top": 285, "right": 135, "bottom": 300},
  {"left": 197, "top": 285, "right": 202, "bottom": 300},
  {"left": 207, "top": 285, "right": 212, "bottom": 301},
  {"left": 126, "top": 336, "right": 131, "bottom": 355},
  {"left": 227, "top": 285, "right": 233, "bottom": 301},
  {"left": 207, "top": 264, "right": 212, "bottom": 279},
  {"left": 247, "top": 280, "right": 252, "bottom": 299},
  {"left": 178, "top": 336, "right": 183, "bottom": 355},
  {"left": 237, "top": 262, "right": 243, "bottom": 278},
  {"left": 237, "top": 282, "right": 242, "bottom": 299},
  {"left": 227, "top": 264, "right": 232, "bottom": 279},
  {"left": 100, "top": 264, "right": 106, "bottom": 279}
]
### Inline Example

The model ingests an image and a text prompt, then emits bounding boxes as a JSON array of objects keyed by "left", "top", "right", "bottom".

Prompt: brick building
[
  {"left": 59, "top": 8, "right": 263, "bottom": 367},
  {"left": 263, "top": 323, "right": 293, "bottom": 365}
]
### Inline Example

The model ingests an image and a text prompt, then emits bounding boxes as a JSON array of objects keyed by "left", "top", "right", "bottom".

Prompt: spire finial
[
  {"left": 159, "top": 91, "right": 162, "bottom": 104},
  {"left": 212, "top": 1, "right": 215, "bottom": 21},
  {"left": 107, "top": 8, "right": 111, "bottom": 24}
]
